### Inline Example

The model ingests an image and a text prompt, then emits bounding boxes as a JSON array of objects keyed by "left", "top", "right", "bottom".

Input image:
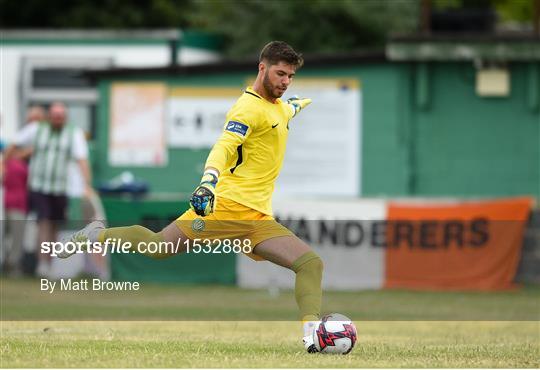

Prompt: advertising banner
[
  {"left": 237, "top": 197, "right": 533, "bottom": 291},
  {"left": 384, "top": 197, "right": 533, "bottom": 290}
]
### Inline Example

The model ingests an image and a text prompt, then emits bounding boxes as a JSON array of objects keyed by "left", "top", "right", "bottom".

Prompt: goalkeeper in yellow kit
[{"left": 63, "top": 41, "right": 322, "bottom": 353}]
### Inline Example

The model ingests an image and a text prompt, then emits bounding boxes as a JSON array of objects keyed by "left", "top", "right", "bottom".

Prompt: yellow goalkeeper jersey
[{"left": 205, "top": 87, "right": 294, "bottom": 216}]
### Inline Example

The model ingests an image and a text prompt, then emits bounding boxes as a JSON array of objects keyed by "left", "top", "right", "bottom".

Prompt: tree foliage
[
  {"left": 0, "top": 0, "right": 419, "bottom": 55},
  {"left": 0, "top": 0, "right": 533, "bottom": 57},
  {"left": 0, "top": 0, "right": 194, "bottom": 28},
  {"left": 190, "top": 0, "right": 420, "bottom": 56}
]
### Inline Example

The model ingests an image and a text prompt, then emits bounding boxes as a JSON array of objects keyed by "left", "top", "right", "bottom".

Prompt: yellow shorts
[{"left": 175, "top": 196, "right": 293, "bottom": 261}]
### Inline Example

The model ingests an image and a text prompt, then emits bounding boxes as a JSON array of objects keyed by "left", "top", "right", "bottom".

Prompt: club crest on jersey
[
  {"left": 192, "top": 218, "right": 205, "bottom": 232},
  {"left": 225, "top": 121, "right": 248, "bottom": 136}
]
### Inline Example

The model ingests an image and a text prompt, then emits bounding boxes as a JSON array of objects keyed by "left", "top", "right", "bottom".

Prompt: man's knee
[
  {"left": 292, "top": 251, "right": 323, "bottom": 274},
  {"left": 161, "top": 222, "right": 188, "bottom": 243}
]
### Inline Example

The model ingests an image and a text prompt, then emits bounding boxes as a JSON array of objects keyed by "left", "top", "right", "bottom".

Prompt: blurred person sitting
[
  {"left": 2, "top": 106, "right": 45, "bottom": 276},
  {"left": 12, "top": 102, "right": 93, "bottom": 278}
]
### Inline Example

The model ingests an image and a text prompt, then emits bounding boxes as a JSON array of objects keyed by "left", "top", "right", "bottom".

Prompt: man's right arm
[
  {"left": 205, "top": 123, "right": 251, "bottom": 174},
  {"left": 189, "top": 114, "right": 254, "bottom": 217}
]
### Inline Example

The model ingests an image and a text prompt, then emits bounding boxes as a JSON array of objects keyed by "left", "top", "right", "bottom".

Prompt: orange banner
[{"left": 385, "top": 197, "right": 533, "bottom": 290}]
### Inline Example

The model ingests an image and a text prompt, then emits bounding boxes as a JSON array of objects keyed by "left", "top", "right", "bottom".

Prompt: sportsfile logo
[
  {"left": 225, "top": 120, "right": 248, "bottom": 136},
  {"left": 40, "top": 238, "right": 253, "bottom": 257},
  {"left": 40, "top": 238, "right": 184, "bottom": 257}
]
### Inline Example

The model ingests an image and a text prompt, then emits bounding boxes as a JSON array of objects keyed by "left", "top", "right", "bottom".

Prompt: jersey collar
[
  {"left": 245, "top": 87, "right": 263, "bottom": 99},
  {"left": 245, "top": 87, "right": 282, "bottom": 104}
]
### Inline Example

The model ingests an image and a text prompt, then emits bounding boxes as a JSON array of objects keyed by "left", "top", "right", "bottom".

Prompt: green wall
[
  {"left": 410, "top": 62, "right": 539, "bottom": 197},
  {"left": 93, "top": 61, "right": 540, "bottom": 200}
]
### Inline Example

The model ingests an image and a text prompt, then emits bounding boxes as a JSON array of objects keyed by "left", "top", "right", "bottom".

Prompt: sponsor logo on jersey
[
  {"left": 192, "top": 218, "right": 205, "bottom": 232},
  {"left": 225, "top": 121, "right": 249, "bottom": 136}
]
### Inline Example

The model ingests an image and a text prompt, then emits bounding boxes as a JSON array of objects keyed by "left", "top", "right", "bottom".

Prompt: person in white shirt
[{"left": 12, "top": 102, "right": 93, "bottom": 277}]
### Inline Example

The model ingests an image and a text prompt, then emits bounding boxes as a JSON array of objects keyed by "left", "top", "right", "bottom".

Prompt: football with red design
[{"left": 313, "top": 313, "right": 357, "bottom": 354}]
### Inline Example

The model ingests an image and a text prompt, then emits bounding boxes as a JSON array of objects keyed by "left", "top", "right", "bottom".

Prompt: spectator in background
[
  {"left": 4, "top": 106, "right": 46, "bottom": 160},
  {"left": 2, "top": 106, "right": 45, "bottom": 276},
  {"left": 12, "top": 102, "right": 93, "bottom": 278}
]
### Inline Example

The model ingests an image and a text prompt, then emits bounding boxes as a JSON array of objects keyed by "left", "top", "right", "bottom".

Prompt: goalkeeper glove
[
  {"left": 287, "top": 95, "right": 312, "bottom": 117},
  {"left": 190, "top": 170, "right": 218, "bottom": 217}
]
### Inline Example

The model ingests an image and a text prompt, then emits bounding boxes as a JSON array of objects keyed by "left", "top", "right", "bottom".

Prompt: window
[
  {"left": 32, "top": 68, "right": 96, "bottom": 89},
  {"left": 21, "top": 57, "right": 111, "bottom": 140}
]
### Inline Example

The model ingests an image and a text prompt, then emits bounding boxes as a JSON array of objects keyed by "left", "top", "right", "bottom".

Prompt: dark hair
[{"left": 259, "top": 41, "right": 304, "bottom": 69}]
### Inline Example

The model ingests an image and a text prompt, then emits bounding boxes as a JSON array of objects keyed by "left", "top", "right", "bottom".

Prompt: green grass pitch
[{"left": 1, "top": 279, "right": 539, "bottom": 368}]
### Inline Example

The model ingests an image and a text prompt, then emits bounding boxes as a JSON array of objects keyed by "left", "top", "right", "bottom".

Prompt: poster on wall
[
  {"left": 167, "top": 87, "right": 241, "bottom": 148},
  {"left": 109, "top": 83, "right": 167, "bottom": 166},
  {"left": 275, "top": 79, "right": 361, "bottom": 197}
]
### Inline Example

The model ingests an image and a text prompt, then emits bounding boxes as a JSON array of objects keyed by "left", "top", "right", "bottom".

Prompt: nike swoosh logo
[{"left": 271, "top": 123, "right": 279, "bottom": 128}]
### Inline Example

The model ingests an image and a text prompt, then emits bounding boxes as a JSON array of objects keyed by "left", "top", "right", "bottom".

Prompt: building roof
[
  {"left": 85, "top": 50, "right": 388, "bottom": 79},
  {"left": 75, "top": 33, "right": 540, "bottom": 79},
  {"left": 388, "top": 33, "right": 540, "bottom": 61},
  {"left": 1, "top": 29, "right": 181, "bottom": 40}
]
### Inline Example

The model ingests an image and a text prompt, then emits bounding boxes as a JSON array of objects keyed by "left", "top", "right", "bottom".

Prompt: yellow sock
[
  {"left": 292, "top": 251, "right": 323, "bottom": 321},
  {"left": 98, "top": 225, "right": 172, "bottom": 259}
]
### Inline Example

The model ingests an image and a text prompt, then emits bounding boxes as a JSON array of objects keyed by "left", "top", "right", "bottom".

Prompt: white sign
[
  {"left": 276, "top": 79, "right": 361, "bottom": 197},
  {"left": 167, "top": 80, "right": 361, "bottom": 197},
  {"left": 167, "top": 87, "right": 240, "bottom": 148},
  {"left": 237, "top": 198, "right": 387, "bottom": 291},
  {"left": 168, "top": 97, "right": 237, "bottom": 148}
]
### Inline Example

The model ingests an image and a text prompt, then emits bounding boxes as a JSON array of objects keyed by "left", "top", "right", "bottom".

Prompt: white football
[{"left": 312, "top": 313, "right": 357, "bottom": 354}]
